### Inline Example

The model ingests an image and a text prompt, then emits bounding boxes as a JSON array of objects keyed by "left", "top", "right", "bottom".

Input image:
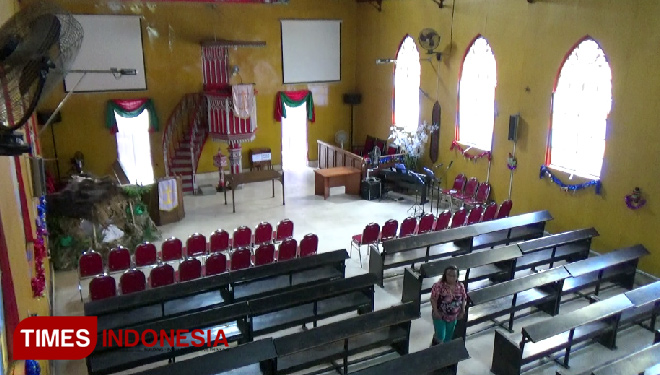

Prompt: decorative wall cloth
[
  {"left": 106, "top": 99, "right": 159, "bottom": 133},
  {"left": 232, "top": 84, "right": 255, "bottom": 120},
  {"left": 274, "top": 91, "right": 315, "bottom": 122},
  {"left": 158, "top": 178, "right": 179, "bottom": 211},
  {"left": 539, "top": 165, "right": 602, "bottom": 194}
]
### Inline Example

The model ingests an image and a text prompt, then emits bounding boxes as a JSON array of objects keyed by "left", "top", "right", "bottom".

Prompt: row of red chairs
[
  {"left": 350, "top": 200, "right": 513, "bottom": 266},
  {"left": 86, "top": 234, "right": 319, "bottom": 301},
  {"left": 442, "top": 174, "right": 491, "bottom": 207}
]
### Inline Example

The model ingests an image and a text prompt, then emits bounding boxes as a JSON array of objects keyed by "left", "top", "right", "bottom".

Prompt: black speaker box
[
  {"left": 37, "top": 111, "right": 62, "bottom": 126},
  {"left": 343, "top": 93, "right": 362, "bottom": 105},
  {"left": 360, "top": 178, "right": 381, "bottom": 201},
  {"left": 508, "top": 114, "right": 520, "bottom": 141}
]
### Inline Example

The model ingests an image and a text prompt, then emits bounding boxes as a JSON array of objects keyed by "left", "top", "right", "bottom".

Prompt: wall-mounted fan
[
  {"left": 418, "top": 28, "right": 442, "bottom": 61},
  {"left": 0, "top": 1, "right": 83, "bottom": 156},
  {"left": 335, "top": 130, "right": 349, "bottom": 149}
]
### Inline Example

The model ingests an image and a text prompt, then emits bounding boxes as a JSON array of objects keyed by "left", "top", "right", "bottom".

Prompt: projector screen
[
  {"left": 280, "top": 20, "right": 341, "bottom": 84},
  {"left": 64, "top": 15, "right": 147, "bottom": 92}
]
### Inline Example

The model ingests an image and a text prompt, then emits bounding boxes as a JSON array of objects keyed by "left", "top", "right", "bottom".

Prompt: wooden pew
[
  {"left": 86, "top": 301, "right": 251, "bottom": 375},
  {"left": 85, "top": 249, "right": 349, "bottom": 333},
  {"left": 350, "top": 339, "right": 470, "bottom": 375},
  {"left": 369, "top": 210, "right": 553, "bottom": 287},
  {"left": 401, "top": 245, "right": 522, "bottom": 309},
  {"left": 562, "top": 245, "right": 649, "bottom": 296},
  {"left": 266, "top": 302, "right": 418, "bottom": 375},
  {"left": 247, "top": 273, "right": 376, "bottom": 339},
  {"left": 457, "top": 266, "right": 569, "bottom": 339},
  {"left": 129, "top": 339, "right": 278, "bottom": 375},
  {"left": 491, "top": 294, "right": 633, "bottom": 375},
  {"left": 620, "top": 280, "right": 660, "bottom": 331},
  {"left": 515, "top": 228, "right": 598, "bottom": 272}
]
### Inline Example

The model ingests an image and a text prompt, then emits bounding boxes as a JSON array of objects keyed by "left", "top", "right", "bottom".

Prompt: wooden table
[
  {"left": 314, "top": 166, "right": 361, "bottom": 200},
  {"left": 223, "top": 169, "right": 284, "bottom": 213}
]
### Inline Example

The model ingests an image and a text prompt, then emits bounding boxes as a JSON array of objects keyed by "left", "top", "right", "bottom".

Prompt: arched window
[
  {"left": 394, "top": 35, "right": 421, "bottom": 132},
  {"left": 457, "top": 36, "right": 497, "bottom": 151},
  {"left": 548, "top": 38, "right": 611, "bottom": 179}
]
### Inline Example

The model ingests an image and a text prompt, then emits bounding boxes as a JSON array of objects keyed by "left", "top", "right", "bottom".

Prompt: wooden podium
[{"left": 145, "top": 176, "right": 185, "bottom": 226}]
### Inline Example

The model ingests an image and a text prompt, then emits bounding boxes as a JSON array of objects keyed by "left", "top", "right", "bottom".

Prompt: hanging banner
[{"left": 158, "top": 178, "right": 178, "bottom": 211}]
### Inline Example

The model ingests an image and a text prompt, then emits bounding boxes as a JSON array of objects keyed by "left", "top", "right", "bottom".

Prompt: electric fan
[
  {"left": 335, "top": 130, "right": 349, "bottom": 149},
  {"left": 0, "top": 1, "right": 83, "bottom": 156}
]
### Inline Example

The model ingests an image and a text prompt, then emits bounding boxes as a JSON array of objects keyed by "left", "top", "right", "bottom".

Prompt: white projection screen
[
  {"left": 64, "top": 15, "right": 146, "bottom": 92},
  {"left": 280, "top": 20, "right": 341, "bottom": 84}
]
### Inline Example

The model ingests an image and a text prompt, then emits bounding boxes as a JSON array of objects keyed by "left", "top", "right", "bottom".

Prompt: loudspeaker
[
  {"left": 30, "top": 157, "right": 47, "bottom": 197},
  {"left": 508, "top": 114, "right": 520, "bottom": 141},
  {"left": 37, "top": 111, "right": 62, "bottom": 126},
  {"left": 343, "top": 93, "right": 362, "bottom": 105}
]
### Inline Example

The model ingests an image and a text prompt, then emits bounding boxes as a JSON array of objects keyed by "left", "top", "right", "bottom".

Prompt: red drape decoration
[
  {"left": 274, "top": 91, "right": 315, "bottom": 123},
  {"left": 113, "top": 98, "right": 150, "bottom": 112},
  {"left": 0, "top": 211, "right": 20, "bottom": 361}
]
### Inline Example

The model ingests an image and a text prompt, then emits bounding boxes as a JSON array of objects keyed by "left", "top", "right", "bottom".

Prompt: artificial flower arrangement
[{"left": 389, "top": 121, "right": 438, "bottom": 172}]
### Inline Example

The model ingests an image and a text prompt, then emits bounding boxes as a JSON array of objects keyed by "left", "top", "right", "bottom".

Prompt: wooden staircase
[{"left": 162, "top": 93, "right": 208, "bottom": 194}]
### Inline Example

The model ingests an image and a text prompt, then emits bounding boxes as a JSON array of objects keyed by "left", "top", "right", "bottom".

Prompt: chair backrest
[
  {"left": 107, "top": 247, "right": 131, "bottom": 272},
  {"left": 275, "top": 219, "right": 294, "bottom": 242},
  {"left": 451, "top": 174, "right": 467, "bottom": 192},
  {"left": 463, "top": 178, "right": 479, "bottom": 198},
  {"left": 360, "top": 223, "right": 380, "bottom": 245},
  {"left": 120, "top": 269, "right": 146, "bottom": 295},
  {"left": 434, "top": 210, "right": 452, "bottom": 231},
  {"left": 178, "top": 258, "right": 202, "bottom": 282},
  {"left": 233, "top": 226, "right": 252, "bottom": 249},
  {"left": 79, "top": 251, "right": 104, "bottom": 278},
  {"left": 399, "top": 217, "right": 417, "bottom": 238},
  {"left": 254, "top": 222, "right": 274, "bottom": 245},
  {"left": 161, "top": 237, "right": 183, "bottom": 262},
  {"left": 299, "top": 234, "right": 319, "bottom": 257},
  {"left": 474, "top": 182, "right": 491, "bottom": 202},
  {"left": 254, "top": 244, "right": 275, "bottom": 266},
  {"left": 230, "top": 249, "right": 252, "bottom": 270},
  {"left": 135, "top": 243, "right": 158, "bottom": 267},
  {"left": 205, "top": 253, "right": 228, "bottom": 276},
  {"left": 380, "top": 219, "right": 399, "bottom": 242},
  {"left": 89, "top": 275, "right": 116, "bottom": 301},
  {"left": 481, "top": 202, "right": 498, "bottom": 222},
  {"left": 186, "top": 233, "right": 207, "bottom": 257},
  {"left": 149, "top": 263, "right": 175, "bottom": 288},
  {"left": 209, "top": 229, "right": 230, "bottom": 253},
  {"left": 450, "top": 208, "right": 468, "bottom": 228},
  {"left": 496, "top": 200, "right": 513, "bottom": 219},
  {"left": 466, "top": 206, "right": 484, "bottom": 225},
  {"left": 417, "top": 213, "right": 435, "bottom": 235},
  {"left": 277, "top": 238, "right": 298, "bottom": 261}
]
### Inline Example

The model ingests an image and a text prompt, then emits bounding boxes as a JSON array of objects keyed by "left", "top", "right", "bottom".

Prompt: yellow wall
[
  {"left": 1, "top": 0, "right": 52, "bottom": 372},
  {"left": 39, "top": 0, "right": 358, "bottom": 176},
  {"left": 355, "top": 0, "right": 660, "bottom": 274}
]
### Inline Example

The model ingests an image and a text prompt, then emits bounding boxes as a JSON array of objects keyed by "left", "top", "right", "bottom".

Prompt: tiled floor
[{"left": 53, "top": 167, "right": 657, "bottom": 375}]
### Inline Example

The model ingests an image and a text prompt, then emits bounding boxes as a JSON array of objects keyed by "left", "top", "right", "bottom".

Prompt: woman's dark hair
[{"left": 441, "top": 265, "right": 459, "bottom": 283}]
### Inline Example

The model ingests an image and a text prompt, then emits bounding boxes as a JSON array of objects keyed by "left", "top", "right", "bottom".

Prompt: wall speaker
[
  {"left": 30, "top": 157, "right": 47, "bottom": 197},
  {"left": 343, "top": 93, "right": 362, "bottom": 105},
  {"left": 508, "top": 114, "right": 520, "bottom": 141},
  {"left": 36, "top": 111, "right": 62, "bottom": 126}
]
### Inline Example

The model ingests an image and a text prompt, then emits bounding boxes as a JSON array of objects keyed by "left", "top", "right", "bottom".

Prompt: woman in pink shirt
[{"left": 430, "top": 265, "right": 467, "bottom": 343}]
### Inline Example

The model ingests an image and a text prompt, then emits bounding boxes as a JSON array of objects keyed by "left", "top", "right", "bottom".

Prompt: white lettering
[
  {"left": 61, "top": 329, "right": 74, "bottom": 347},
  {"left": 42, "top": 330, "right": 58, "bottom": 347},
  {"left": 76, "top": 329, "right": 91, "bottom": 347},
  {"left": 20, "top": 329, "right": 34, "bottom": 347},
  {"left": 36, "top": 329, "right": 40, "bottom": 347}
]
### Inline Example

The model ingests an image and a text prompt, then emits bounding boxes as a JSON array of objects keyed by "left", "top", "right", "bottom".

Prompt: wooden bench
[
  {"left": 457, "top": 266, "right": 570, "bottom": 338},
  {"left": 515, "top": 228, "right": 598, "bottom": 272},
  {"left": 621, "top": 280, "right": 660, "bottom": 331},
  {"left": 491, "top": 294, "right": 633, "bottom": 375},
  {"left": 401, "top": 245, "right": 522, "bottom": 309},
  {"left": 130, "top": 338, "right": 278, "bottom": 375},
  {"left": 350, "top": 339, "right": 470, "bottom": 375},
  {"left": 562, "top": 244, "right": 649, "bottom": 296},
  {"left": 369, "top": 211, "right": 553, "bottom": 287},
  {"left": 266, "top": 302, "right": 418, "bottom": 375},
  {"left": 86, "top": 301, "right": 251, "bottom": 375},
  {"left": 314, "top": 166, "right": 362, "bottom": 199},
  {"left": 247, "top": 273, "right": 376, "bottom": 338}
]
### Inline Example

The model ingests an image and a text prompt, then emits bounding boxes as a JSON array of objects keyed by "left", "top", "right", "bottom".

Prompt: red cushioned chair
[
  {"left": 496, "top": 200, "right": 513, "bottom": 219},
  {"left": 441, "top": 174, "right": 467, "bottom": 210},
  {"left": 273, "top": 219, "right": 294, "bottom": 243},
  {"left": 254, "top": 244, "right": 275, "bottom": 266},
  {"left": 351, "top": 223, "right": 380, "bottom": 268},
  {"left": 481, "top": 202, "right": 498, "bottom": 222},
  {"left": 119, "top": 269, "right": 146, "bottom": 295},
  {"left": 277, "top": 238, "right": 298, "bottom": 261},
  {"left": 186, "top": 233, "right": 207, "bottom": 258},
  {"left": 416, "top": 213, "right": 435, "bottom": 235},
  {"left": 379, "top": 219, "right": 399, "bottom": 242},
  {"left": 399, "top": 217, "right": 417, "bottom": 238},
  {"left": 161, "top": 237, "right": 183, "bottom": 263},
  {"left": 466, "top": 205, "right": 485, "bottom": 225},
  {"left": 89, "top": 274, "right": 117, "bottom": 301},
  {"left": 135, "top": 242, "right": 158, "bottom": 268},
  {"left": 209, "top": 229, "right": 231, "bottom": 253},
  {"left": 433, "top": 210, "right": 452, "bottom": 231},
  {"left": 205, "top": 253, "right": 228, "bottom": 276},
  {"left": 108, "top": 246, "right": 131, "bottom": 274},
  {"left": 454, "top": 178, "right": 479, "bottom": 206},
  {"left": 465, "top": 182, "right": 491, "bottom": 208},
  {"left": 78, "top": 250, "right": 104, "bottom": 301},
  {"left": 254, "top": 222, "right": 274, "bottom": 246},
  {"left": 178, "top": 258, "right": 202, "bottom": 282},
  {"left": 233, "top": 226, "right": 252, "bottom": 250},
  {"left": 450, "top": 208, "right": 468, "bottom": 228},
  {"left": 230, "top": 248, "right": 252, "bottom": 271},
  {"left": 299, "top": 234, "right": 319, "bottom": 258},
  {"left": 149, "top": 263, "right": 175, "bottom": 288}
]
